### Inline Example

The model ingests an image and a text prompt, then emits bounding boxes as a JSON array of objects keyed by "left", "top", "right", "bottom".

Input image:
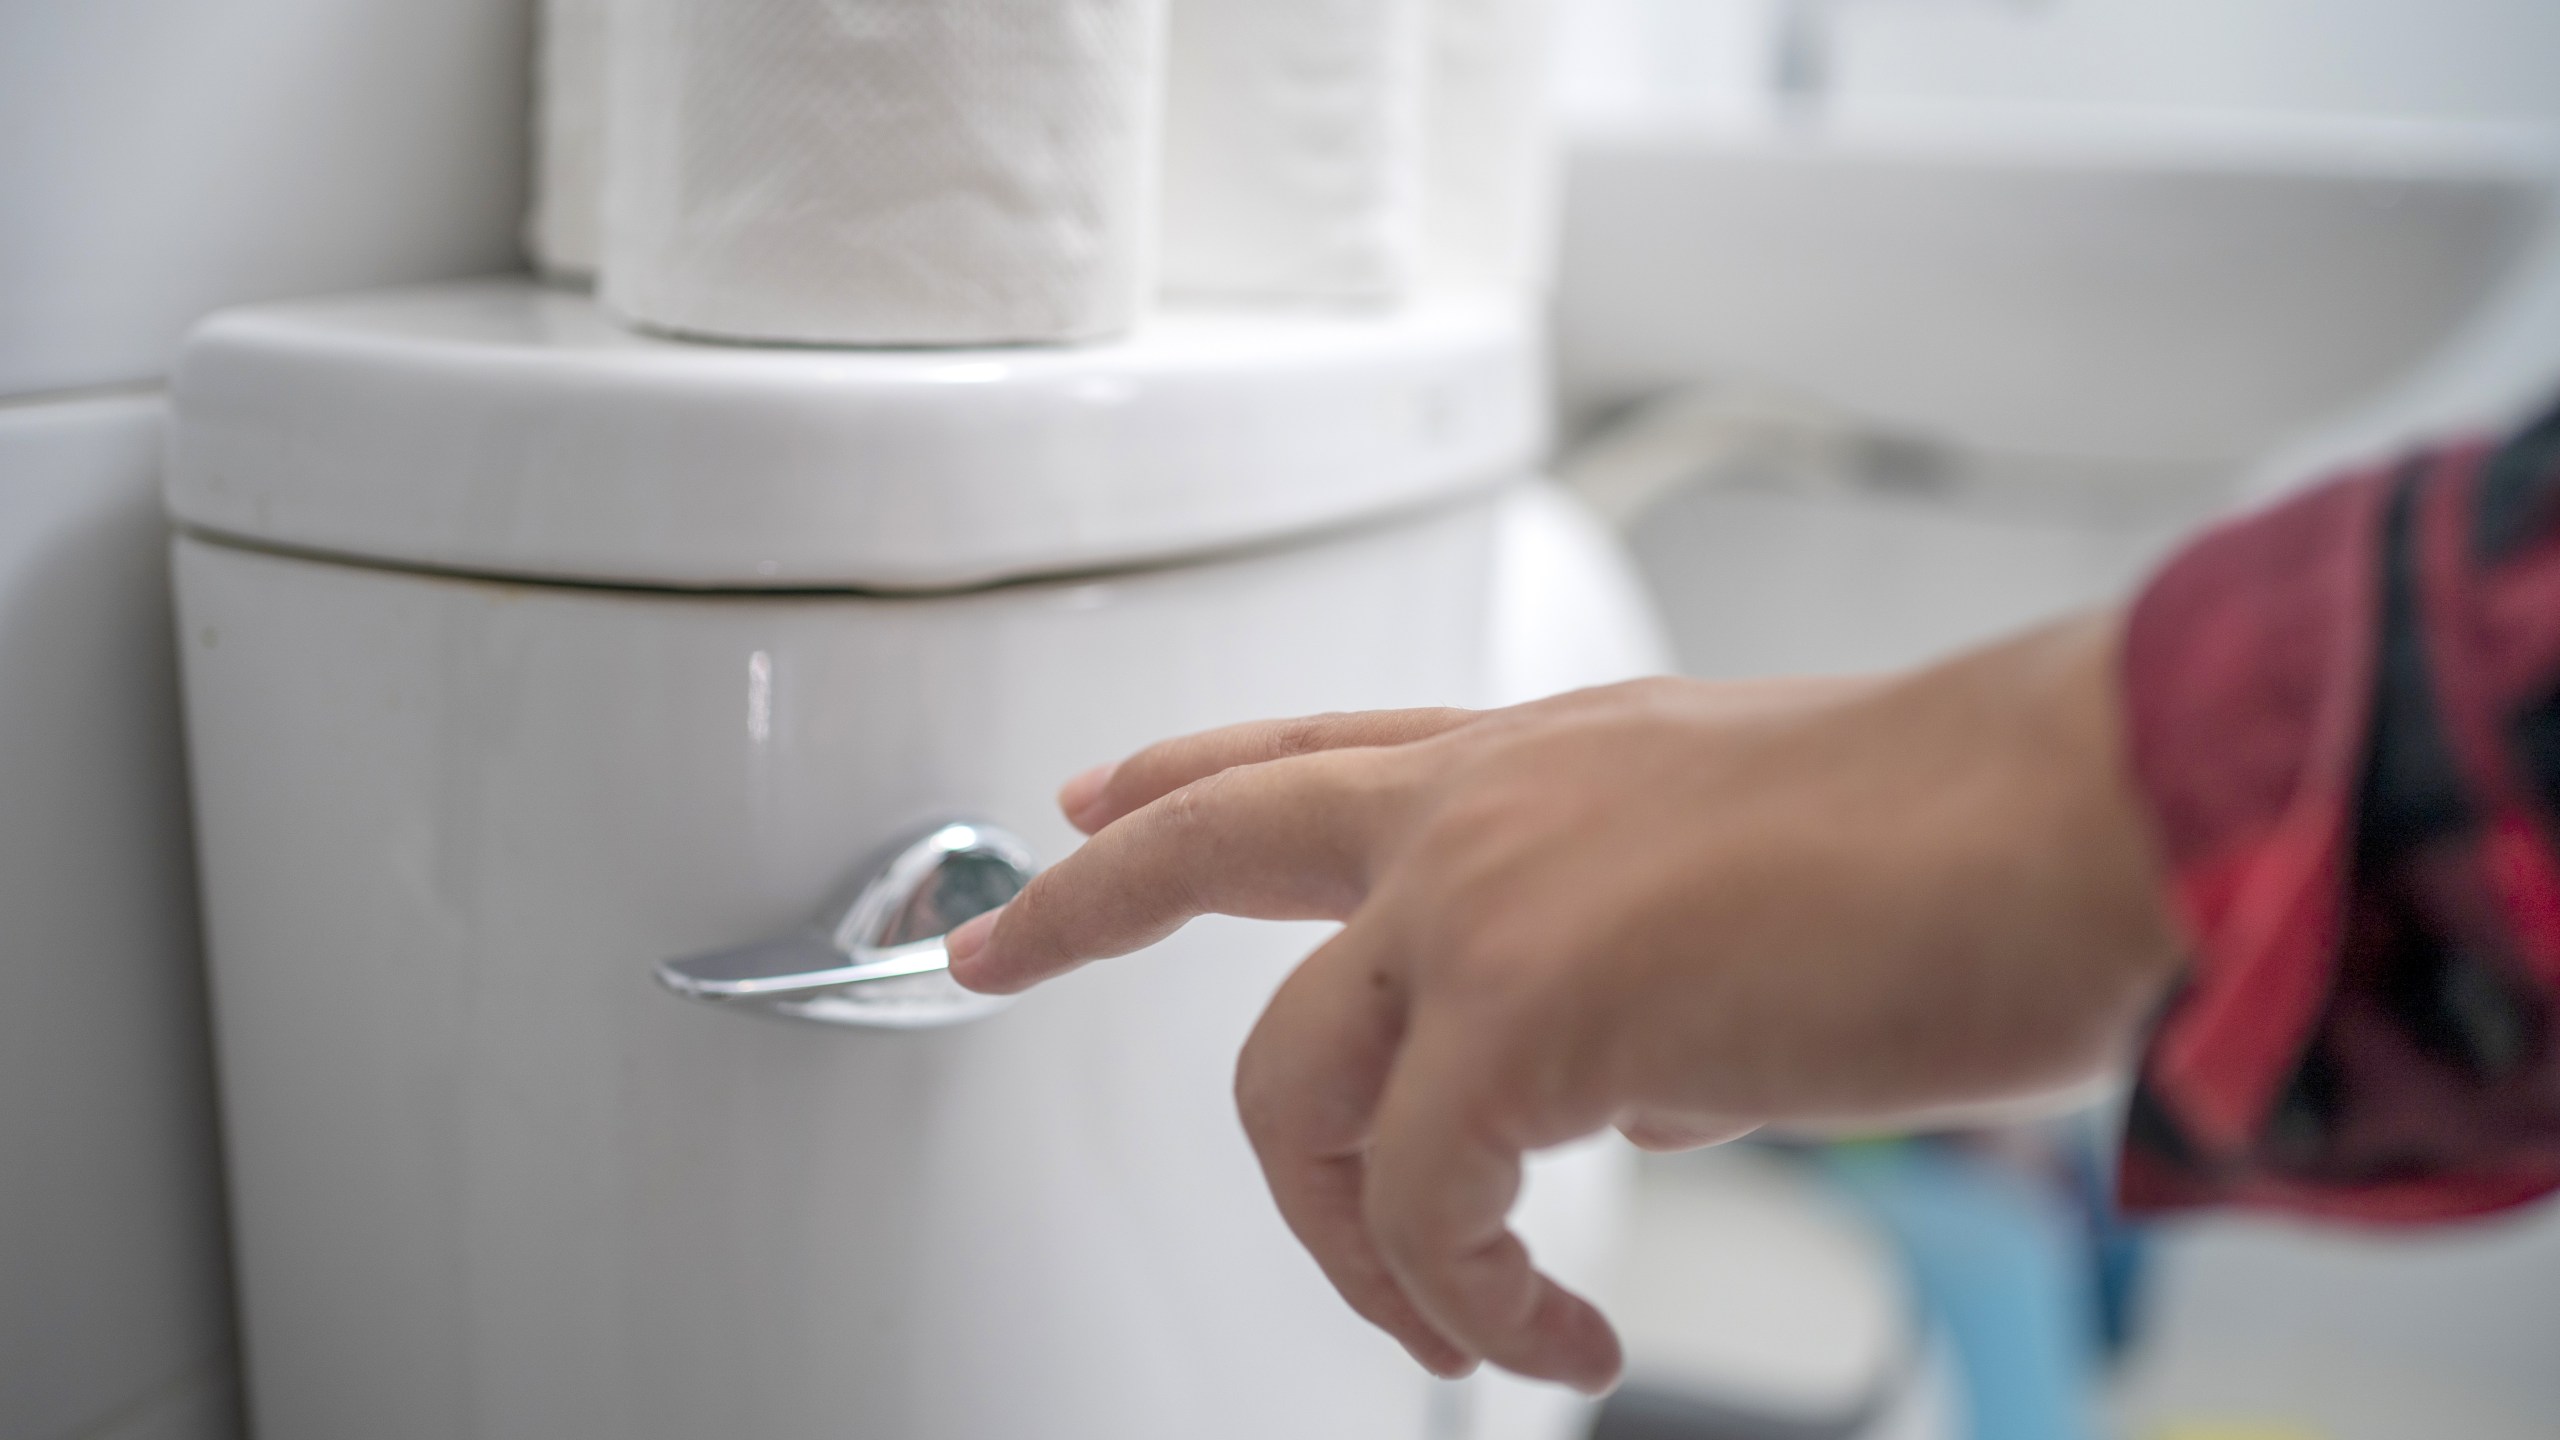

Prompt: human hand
[{"left": 945, "top": 612, "right": 2182, "bottom": 1392}]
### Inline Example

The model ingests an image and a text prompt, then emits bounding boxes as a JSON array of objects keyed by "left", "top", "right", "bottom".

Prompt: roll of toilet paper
[
  {"left": 1420, "top": 0, "right": 1559, "bottom": 294},
  {"left": 526, "top": 0, "right": 609, "bottom": 279},
  {"left": 604, "top": 0, "right": 1165, "bottom": 346},
  {"left": 1159, "top": 0, "right": 1428, "bottom": 304}
]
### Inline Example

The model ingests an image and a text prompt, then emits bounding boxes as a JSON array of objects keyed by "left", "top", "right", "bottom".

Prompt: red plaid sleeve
[{"left": 2119, "top": 396, "right": 2560, "bottom": 1222}]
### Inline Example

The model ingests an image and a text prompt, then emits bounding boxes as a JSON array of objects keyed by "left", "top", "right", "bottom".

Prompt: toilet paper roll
[
  {"left": 526, "top": 0, "right": 609, "bottom": 279},
  {"left": 1419, "top": 0, "right": 1559, "bottom": 294},
  {"left": 604, "top": 0, "right": 1165, "bottom": 346},
  {"left": 1159, "top": 0, "right": 1428, "bottom": 305}
]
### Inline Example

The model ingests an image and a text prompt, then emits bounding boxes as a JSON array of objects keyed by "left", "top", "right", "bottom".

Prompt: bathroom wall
[
  {"left": 1563, "top": 0, "right": 2560, "bottom": 122},
  {"left": 1839, "top": 0, "right": 2560, "bottom": 470},
  {"left": 0, "top": 5, "right": 531, "bottom": 1438},
  {"left": 1, "top": 0, "right": 530, "bottom": 396},
  {"left": 1558, "top": 0, "right": 2560, "bottom": 473},
  {"left": 1833, "top": 0, "right": 2560, "bottom": 123}
]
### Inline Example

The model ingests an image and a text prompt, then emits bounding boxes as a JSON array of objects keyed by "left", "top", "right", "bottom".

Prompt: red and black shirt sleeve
[{"left": 2118, "top": 394, "right": 2560, "bottom": 1223}]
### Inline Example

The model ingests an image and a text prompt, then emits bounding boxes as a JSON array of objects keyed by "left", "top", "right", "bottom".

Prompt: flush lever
[{"left": 656, "top": 820, "right": 1036, "bottom": 1030}]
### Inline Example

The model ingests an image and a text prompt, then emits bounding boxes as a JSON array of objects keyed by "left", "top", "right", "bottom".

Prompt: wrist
[
  {"left": 1868, "top": 608, "right": 2188, "bottom": 1099},
  {"left": 2021, "top": 608, "right": 2188, "bottom": 1004}
]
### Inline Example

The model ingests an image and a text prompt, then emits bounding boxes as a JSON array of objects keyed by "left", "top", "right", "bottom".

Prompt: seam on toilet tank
[
  {"left": 169, "top": 481, "right": 1509, "bottom": 603},
  {"left": 0, "top": 379, "right": 164, "bottom": 414}
]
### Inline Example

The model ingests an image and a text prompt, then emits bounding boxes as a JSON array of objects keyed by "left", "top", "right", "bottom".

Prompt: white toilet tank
[{"left": 167, "top": 281, "right": 1661, "bottom": 1440}]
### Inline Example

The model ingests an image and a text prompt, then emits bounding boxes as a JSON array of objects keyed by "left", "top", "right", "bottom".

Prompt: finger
[
  {"left": 1613, "top": 1109, "right": 1761, "bottom": 1153},
  {"left": 951, "top": 751, "right": 1395, "bottom": 994},
  {"left": 1059, "top": 708, "right": 1477, "bottom": 833},
  {"left": 1364, "top": 1013, "right": 1624, "bottom": 1394},
  {"left": 1235, "top": 925, "right": 1474, "bottom": 1378}
]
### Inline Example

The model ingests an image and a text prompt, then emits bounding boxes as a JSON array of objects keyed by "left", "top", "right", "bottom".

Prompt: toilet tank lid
[{"left": 167, "top": 280, "right": 1545, "bottom": 590}]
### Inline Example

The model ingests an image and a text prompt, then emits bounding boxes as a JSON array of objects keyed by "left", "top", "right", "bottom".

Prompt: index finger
[
  {"left": 1060, "top": 708, "right": 1477, "bottom": 834},
  {"left": 948, "top": 749, "right": 1397, "bottom": 994}
]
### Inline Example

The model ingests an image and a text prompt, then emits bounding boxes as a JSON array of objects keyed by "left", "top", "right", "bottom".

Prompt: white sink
[{"left": 1555, "top": 104, "right": 2558, "bottom": 463}]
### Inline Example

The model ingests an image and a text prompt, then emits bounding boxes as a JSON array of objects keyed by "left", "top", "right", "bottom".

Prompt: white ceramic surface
[
  {"left": 178, "top": 484, "right": 1661, "bottom": 1440},
  {"left": 169, "top": 282, "right": 1544, "bottom": 590},
  {"left": 1555, "top": 105, "right": 2556, "bottom": 463},
  {"left": 0, "top": 0, "right": 528, "bottom": 399},
  {"left": 1600, "top": 411, "right": 2232, "bottom": 679},
  {"left": 0, "top": 395, "right": 237, "bottom": 1440},
  {"left": 1485, "top": 480, "right": 1672, "bottom": 703}
]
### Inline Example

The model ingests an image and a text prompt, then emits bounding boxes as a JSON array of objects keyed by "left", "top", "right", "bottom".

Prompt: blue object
[
  {"left": 2058, "top": 1124, "right": 2153, "bottom": 1360},
  {"left": 1821, "top": 1142, "right": 2103, "bottom": 1440}
]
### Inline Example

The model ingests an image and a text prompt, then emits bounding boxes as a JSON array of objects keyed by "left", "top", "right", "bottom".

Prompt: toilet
[{"left": 168, "top": 279, "right": 1664, "bottom": 1440}]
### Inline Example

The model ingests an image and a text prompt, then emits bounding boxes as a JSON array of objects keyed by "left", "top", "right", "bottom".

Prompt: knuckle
[
  {"left": 1360, "top": 1169, "right": 1479, "bottom": 1283},
  {"left": 1301, "top": 746, "right": 1392, "bottom": 820},
  {"left": 997, "top": 867, "right": 1056, "bottom": 934},
  {"left": 1361, "top": 1188, "right": 1430, "bottom": 1267},
  {"left": 1154, "top": 768, "right": 1232, "bottom": 841},
  {"left": 1231, "top": 1044, "right": 1285, "bottom": 1148},
  {"left": 1269, "top": 712, "right": 1349, "bottom": 761},
  {"left": 1001, "top": 871, "right": 1075, "bottom": 965},
  {"left": 1105, "top": 739, "right": 1176, "bottom": 792},
  {"left": 1576, "top": 675, "right": 1678, "bottom": 709},
  {"left": 1618, "top": 675, "right": 1687, "bottom": 704},
  {"left": 1309, "top": 744, "right": 1397, "bottom": 812},
  {"left": 1398, "top": 847, "right": 1538, "bottom": 975}
]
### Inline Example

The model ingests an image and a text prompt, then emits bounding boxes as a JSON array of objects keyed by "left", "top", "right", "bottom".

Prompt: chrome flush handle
[{"left": 656, "top": 820, "right": 1037, "bottom": 1030}]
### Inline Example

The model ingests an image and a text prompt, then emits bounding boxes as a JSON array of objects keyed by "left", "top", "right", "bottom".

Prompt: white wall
[
  {"left": 1834, "top": 0, "right": 2560, "bottom": 124},
  {"left": 0, "top": 0, "right": 531, "bottom": 398},
  {"left": 1845, "top": 0, "right": 2560, "bottom": 469},
  {"left": 0, "top": 6, "right": 533, "bottom": 1439},
  {"left": 1567, "top": 0, "right": 2560, "bottom": 123},
  {"left": 1560, "top": 0, "right": 2560, "bottom": 477}
]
